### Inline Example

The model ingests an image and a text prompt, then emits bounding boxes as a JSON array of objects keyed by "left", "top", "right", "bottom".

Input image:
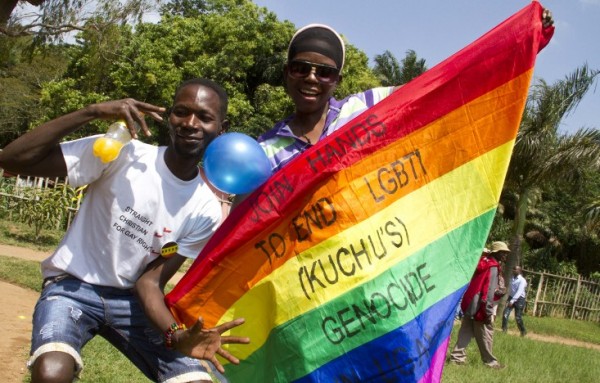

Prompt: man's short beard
[{"left": 173, "top": 142, "right": 204, "bottom": 160}]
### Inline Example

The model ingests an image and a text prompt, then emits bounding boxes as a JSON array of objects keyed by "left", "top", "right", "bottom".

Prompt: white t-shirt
[{"left": 41, "top": 136, "right": 221, "bottom": 289}]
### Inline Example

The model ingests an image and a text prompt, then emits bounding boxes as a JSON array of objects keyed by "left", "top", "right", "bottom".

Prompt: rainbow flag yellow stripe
[{"left": 166, "top": 3, "right": 553, "bottom": 382}]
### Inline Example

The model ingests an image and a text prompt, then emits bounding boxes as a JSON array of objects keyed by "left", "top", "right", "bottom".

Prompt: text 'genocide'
[{"left": 321, "top": 262, "right": 436, "bottom": 345}]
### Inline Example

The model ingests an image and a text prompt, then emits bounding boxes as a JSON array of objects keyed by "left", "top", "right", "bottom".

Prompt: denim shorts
[{"left": 29, "top": 276, "right": 227, "bottom": 383}]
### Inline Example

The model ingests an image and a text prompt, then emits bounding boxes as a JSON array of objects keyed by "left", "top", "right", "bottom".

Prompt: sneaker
[
  {"left": 447, "top": 360, "right": 465, "bottom": 366},
  {"left": 486, "top": 362, "right": 506, "bottom": 370}
]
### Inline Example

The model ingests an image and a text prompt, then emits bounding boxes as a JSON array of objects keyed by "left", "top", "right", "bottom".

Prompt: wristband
[{"left": 164, "top": 322, "right": 186, "bottom": 350}]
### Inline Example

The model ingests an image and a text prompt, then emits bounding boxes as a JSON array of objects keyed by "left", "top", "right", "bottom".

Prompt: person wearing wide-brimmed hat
[{"left": 448, "top": 241, "right": 510, "bottom": 369}]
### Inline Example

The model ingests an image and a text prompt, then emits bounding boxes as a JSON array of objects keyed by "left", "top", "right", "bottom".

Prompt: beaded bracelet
[{"left": 164, "top": 322, "right": 186, "bottom": 350}]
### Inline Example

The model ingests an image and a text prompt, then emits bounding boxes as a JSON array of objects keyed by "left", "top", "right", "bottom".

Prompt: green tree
[
  {"left": 537, "top": 170, "right": 600, "bottom": 275},
  {"left": 372, "top": 49, "right": 427, "bottom": 86},
  {"left": 503, "top": 64, "right": 600, "bottom": 278},
  {"left": 107, "top": 2, "right": 294, "bottom": 139},
  {"left": 160, "top": 0, "right": 211, "bottom": 17},
  {"left": 336, "top": 44, "right": 380, "bottom": 98},
  {"left": 33, "top": 0, "right": 381, "bottom": 141},
  {"left": 159, "top": 0, "right": 243, "bottom": 17},
  {"left": 584, "top": 198, "right": 600, "bottom": 230},
  {"left": 398, "top": 49, "right": 428, "bottom": 84},
  {"left": 0, "top": 35, "right": 70, "bottom": 147},
  {"left": 1, "top": 0, "right": 154, "bottom": 45}
]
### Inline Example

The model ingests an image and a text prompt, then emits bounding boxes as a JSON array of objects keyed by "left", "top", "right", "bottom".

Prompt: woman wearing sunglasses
[
  {"left": 255, "top": 23, "right": 396, "bottom": 174},
  {"left": 239, "top": 10, "right": 553, "bottom": 193}
]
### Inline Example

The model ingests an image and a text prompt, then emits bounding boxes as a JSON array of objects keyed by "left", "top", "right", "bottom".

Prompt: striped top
[{"left": 258, "top": 87, "right": 395, "bottom": 172}]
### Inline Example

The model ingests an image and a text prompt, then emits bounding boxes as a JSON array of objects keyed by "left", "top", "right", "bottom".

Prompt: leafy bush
[{"left": 3, "top": 182, "right": 78, "bottom": 240}]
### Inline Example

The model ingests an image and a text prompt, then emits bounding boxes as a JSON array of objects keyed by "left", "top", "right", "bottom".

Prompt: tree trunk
[
  {"left": 0, "top": 0, "right": 19, "bottom": 25},
  {"left": 504, "top": 187, "right": 530, "bottom": 287},
  {"left": 1, "top": 1, "right": 46, "bottom": 25}
]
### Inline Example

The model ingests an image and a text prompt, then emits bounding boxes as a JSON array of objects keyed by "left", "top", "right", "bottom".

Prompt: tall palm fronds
[
  {"left": 584, "top": 199, "right": 600, "bottom": 232},
  {"left": 373, "top": 50, "right": 401, "bottom": 86},
  {"left": 503, "top": 64, "right": 600, "bottom": 275},
  {"left": 372, "top": 49, "right": 427, "bottom": 86}
]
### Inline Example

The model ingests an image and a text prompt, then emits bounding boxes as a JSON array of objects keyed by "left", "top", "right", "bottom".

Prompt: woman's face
[{"left": 284, "top": 51, "right": 341, "bottom": 115}]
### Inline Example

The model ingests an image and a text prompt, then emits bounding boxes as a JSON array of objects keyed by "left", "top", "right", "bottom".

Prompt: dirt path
[
  {"left": 1, "top": 244, "right": 598, "bottom": 383},
  {"left": 0, "top": 280, "right": 40, "bottom": 382},
  {"left": 0, "top": 243, "right": 185, "bottom": 383},
  {"left": 502, "top": 328, "right": 600, "bottom": 351},
  {"left": 0, "top": 244, "right": 49, "bottom": 383}
]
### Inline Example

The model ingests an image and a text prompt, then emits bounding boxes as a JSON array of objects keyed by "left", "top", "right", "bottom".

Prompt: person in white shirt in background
[{"left": 502, "top": 266, "right": 528, "bottom": 337}]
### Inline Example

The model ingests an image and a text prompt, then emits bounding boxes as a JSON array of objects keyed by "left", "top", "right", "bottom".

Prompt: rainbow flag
[{"left": 166, "top": 3, "right": 553, "bottom": 382}]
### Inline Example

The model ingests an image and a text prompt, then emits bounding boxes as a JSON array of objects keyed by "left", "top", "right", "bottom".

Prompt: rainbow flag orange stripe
[{"left": 166, "top": 3, "right": 553, "bottom": 382}]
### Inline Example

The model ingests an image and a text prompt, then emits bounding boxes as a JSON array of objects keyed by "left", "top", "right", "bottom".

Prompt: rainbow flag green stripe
[
  {"left": 166, "top": 3, "right": 553, "bottom": 382},
  {"left": 225, "top": 211, "right": 494, "bottom": 382}
]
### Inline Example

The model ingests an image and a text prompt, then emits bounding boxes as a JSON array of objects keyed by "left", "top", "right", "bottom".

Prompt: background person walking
[
  {"left": 448, "top": 242, "right": 510, "bottom": 369},
  {"left": 502, "top": 266, "right": 528, "bottom": 336}
]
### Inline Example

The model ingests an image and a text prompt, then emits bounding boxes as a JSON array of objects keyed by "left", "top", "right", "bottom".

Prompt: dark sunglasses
[{"left": 288, "top": 60, "right": 340, "bottom": 84}]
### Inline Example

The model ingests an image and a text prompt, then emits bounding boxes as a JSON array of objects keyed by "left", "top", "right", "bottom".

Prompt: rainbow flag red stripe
[{"left": 166, "top": 3, "right": 553, "bottom": 382}]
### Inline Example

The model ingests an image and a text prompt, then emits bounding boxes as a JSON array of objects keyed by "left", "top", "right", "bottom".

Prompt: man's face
[
  {"left": 168, "top": 84, "right": 225, "bottom": 160},
  {"left": 498, "top": 251, "right": 509, "bottom": 263}
]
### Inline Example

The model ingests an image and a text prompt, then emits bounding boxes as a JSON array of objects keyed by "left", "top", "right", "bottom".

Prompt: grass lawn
[
  {"left": 1, "top": 219, "right": 599, "bottom": 382},
  {"left": 443, "top": 321, "right": 600, "bottom": 383},
  {"left": 2, "top": 254, "right": 599, "bottom": 382}
]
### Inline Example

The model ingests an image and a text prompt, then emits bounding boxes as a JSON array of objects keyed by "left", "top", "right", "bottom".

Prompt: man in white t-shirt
[{"left": 0, "top": 78, "right": 249, "bottom": 383}]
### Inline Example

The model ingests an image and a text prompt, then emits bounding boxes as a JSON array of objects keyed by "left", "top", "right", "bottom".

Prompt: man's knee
[{"left": 30, "top": 351, "right": 76, "bottom": 383}]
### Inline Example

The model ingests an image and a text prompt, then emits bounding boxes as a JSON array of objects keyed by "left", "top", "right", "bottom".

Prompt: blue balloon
[{"left": 203, "top": 132, "right": 272, "bottom": 195}]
